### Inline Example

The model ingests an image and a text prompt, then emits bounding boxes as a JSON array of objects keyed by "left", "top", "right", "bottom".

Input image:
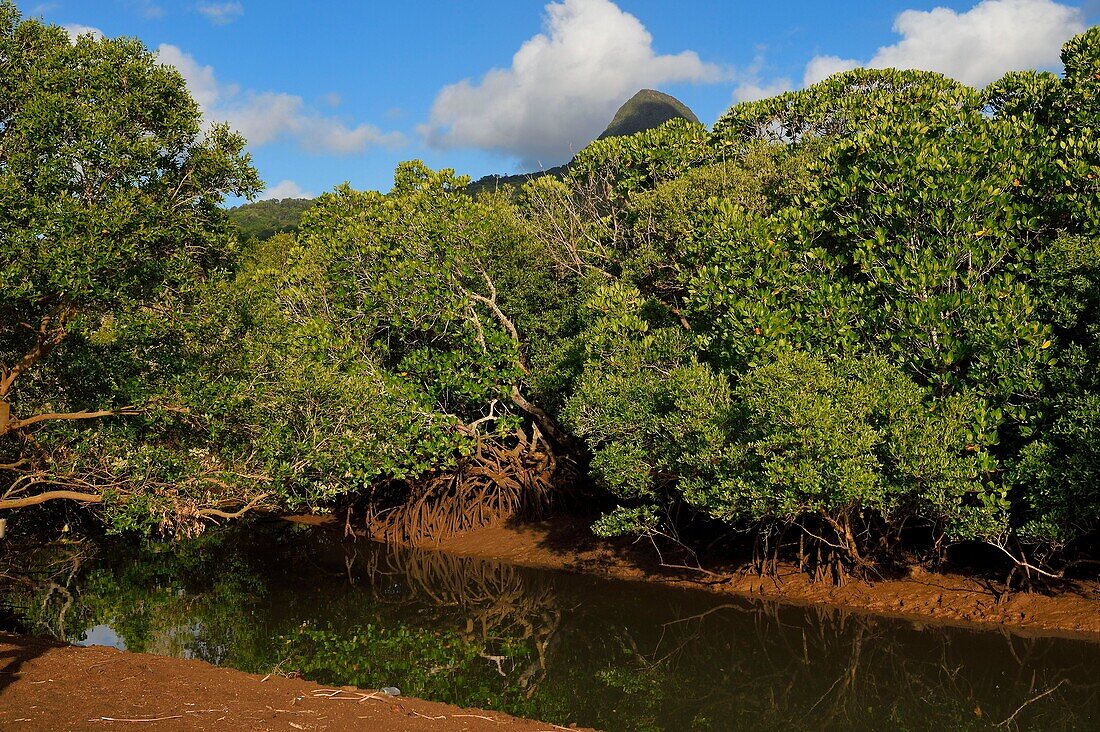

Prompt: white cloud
[
  {"left": 422, "top": 0, "right": 724, "bottom": 167},
  {"left": 803, "top": 0, "right": 1085, "bottom": 87},
  {"left": 730, "top": 51, "right": 792, "bottom": 103},
  {"left": 63, "top": 23, "right": 105, "bottom": 42},
  {"left": 157, "top": 44, "right": 404, "bottom": 155},
  {"left": 259, "top": 180, "right": 315, "bottom": 201},
  {"left": 196, "top": 2, "right": 244, "bottom": 26},
  {"left": 802, "top": 55, "right": 859, "bottom": 87},
  {"left": 31, "top": 3, "right": 60, "bottom": 13},
  {"left": 157, "top": 44, "right": 221, "bottom": 107},
  {"left": 732, "top": 79, "right": 792, "bottom": 104}
]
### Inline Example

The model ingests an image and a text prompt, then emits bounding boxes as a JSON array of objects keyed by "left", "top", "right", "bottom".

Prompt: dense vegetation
[
  {"left": 0, "top": 3, "right": 261, "bottom": 531},
  {"left": 2, "top": 2, "right": 1098, "bottom": 584}
]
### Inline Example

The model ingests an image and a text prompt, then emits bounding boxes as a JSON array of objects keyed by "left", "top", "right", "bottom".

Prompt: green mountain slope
[{"left": 597, "top": 89, "right": 700, "bottom": 140}]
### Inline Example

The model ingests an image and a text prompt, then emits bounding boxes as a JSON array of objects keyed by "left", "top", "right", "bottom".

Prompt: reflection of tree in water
[
  {"left": 604, "top": 599, "right": 1100, "bottom": 731},
  {"left": 0, "top": 539, "right": 93, "bottom": 640},
  {"left": 349, "top": 543, "right": 563, "bottom": 696},
  {"left": 0, "top": 534, "right": 267, "bottom": 668},
  {"left": 343, "top": 542, "right": 1100, "bottom": 731},
  {"left": 4, "top": 527, "right": 1100, "bottom": 731}
]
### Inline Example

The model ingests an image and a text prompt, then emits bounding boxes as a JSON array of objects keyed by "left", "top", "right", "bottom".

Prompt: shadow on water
[{"left": 1, "top": 520, "right": 1098, "bottom": 731}]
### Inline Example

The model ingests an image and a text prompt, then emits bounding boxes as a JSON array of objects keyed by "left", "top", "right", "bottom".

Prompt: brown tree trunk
[{"left": 0, "top": 490, "right": 103, "bottom": 510}]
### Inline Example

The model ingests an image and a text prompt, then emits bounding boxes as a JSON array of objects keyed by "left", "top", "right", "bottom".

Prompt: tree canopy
[
  {"left": 0, "top": 2, "right": 260, "bottom": 524},
  {"left": 2, "top": 4, "right": 1098, "bottom": 584}
]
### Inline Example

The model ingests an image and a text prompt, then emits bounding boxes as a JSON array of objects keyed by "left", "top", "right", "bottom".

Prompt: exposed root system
[{"left": 361, "top": 427, "right": 559, "bottom": 546}]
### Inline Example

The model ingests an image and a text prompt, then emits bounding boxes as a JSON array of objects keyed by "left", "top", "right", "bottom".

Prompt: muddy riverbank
[
  {"left": 3, "top": 519, "right": 1099, "bottom": 730},
  {"left": 0, "top": 633, "right": 588, "bottom": 731},
  {"left": 427, "top": 516, "right": 1100, "bottom": 638}
]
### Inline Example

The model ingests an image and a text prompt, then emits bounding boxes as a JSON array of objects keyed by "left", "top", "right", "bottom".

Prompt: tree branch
[
  {"left": 468, "top": 279, "right": 523, "bottom": 360},
  {"left": 996, "top": 680, "right": 1067, "bottom": 728},
  {"left": 984, "top": 541, "right": 1066, "bottom": 580},
  {"left": 0, "top": 306, "right": 74, "bottom": 399},
  {"left": 467, "top": 267, "right": 578, "bottom": 453},
  {"left": 510, "top": 385, "right": 576, "bottom": 451},
  {"left": 194, "top": 492, "right": 272, "bottom": 521},
  {"left": 0, "top": 490, "right": 103, "bottom": 510},
  {"left": 1, "top": 408, "right": 143, "bottom": 437},
  {"left": 668, "top": 305, "right": 692, "bottom": 331}
]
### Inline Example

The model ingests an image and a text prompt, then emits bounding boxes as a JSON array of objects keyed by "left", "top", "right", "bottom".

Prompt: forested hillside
[
  {"left": 3, "top": 1, "right": 1099, "bottom": 587},
  {"left": 228, "top": 197, "right": 316, "bottom": 242}
]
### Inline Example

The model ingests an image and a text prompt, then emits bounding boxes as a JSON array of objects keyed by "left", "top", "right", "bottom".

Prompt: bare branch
[
  {"left": 510, "top": 385, "right": 574, "bottom": 450},
  {"left": 997, "top": 679, "right": 1067, "bottom": 728},
  {"left": 1, "top": 408, "right": 143, "bottom": 437},
  {"left": 0, "top": 490, "right": 103, "bottom": 510},
  {"left": 466, "top": 304, "right": 488, "bottom": 353},
  {"left": 668, "top": 305, "right": 692, "bottom": 331},
  {"left": 194, "top": 492, "right": 272, "bottom": 521},
  {"left": 984, "top": 541, "right": 1066, "bottom": 580},
  {"left": 469, "top": 269, "right": 523, "bottom": 355},
  {"left": 466, "top": 270, "right": 578, "bottom": 444}
]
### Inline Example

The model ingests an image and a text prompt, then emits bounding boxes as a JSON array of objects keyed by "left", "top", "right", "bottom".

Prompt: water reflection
[
  {"left": 2, "top": 521, "right": 1098, "bottom": 731},
  {"left": 78, "top": 624, "right": 125, "bottom": 650}
]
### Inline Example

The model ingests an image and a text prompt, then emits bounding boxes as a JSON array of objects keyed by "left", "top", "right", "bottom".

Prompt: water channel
[{"left": 2, "top": 520, "right": 1098, "bottom": 731}]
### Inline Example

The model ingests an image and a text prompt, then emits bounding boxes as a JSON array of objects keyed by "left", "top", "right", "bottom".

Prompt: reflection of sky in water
[
  {"left": 78, "top": 624, "right": 125, "bottom": 650},
  {"left": 77, "top": 621, "right": 207, "bottom": 660}
]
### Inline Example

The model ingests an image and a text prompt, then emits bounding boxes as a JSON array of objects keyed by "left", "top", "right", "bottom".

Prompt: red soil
[{"left": 0, "top": 633, "right": 589, "bottom": 732}]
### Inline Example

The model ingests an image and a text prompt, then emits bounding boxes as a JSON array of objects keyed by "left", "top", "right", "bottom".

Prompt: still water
[{"left": 3, "top": 521, "right": 1098, "bottom": 731}]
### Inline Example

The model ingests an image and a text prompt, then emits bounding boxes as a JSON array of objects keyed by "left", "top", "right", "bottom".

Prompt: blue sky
[{"left": 28, "top": 0, "right": 1099, "bottom": 201}]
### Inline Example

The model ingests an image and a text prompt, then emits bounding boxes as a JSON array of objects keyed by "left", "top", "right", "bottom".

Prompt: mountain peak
[
  {"left": 467, "top": 89, "right": 700, "bottom": 196},
  {"left": 597, "top": 89, "right": 700, "bottom": 140}
]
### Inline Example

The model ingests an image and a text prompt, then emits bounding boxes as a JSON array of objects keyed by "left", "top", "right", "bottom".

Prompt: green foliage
[
  {"left": 287, "top": 170, "right": 523, "bottom": 421},
  {"left": 562, "top": 282, "right": 734, "bottom": 536},
  {"left": 3, "top": 6, "right": 1099, "bottom": 578},
  {"left": 554, "top": 32, "right": 1100, "bottom": 570},
  {"left": 166, "top": 163, "right": 541, "bottom": 516},
  {"left": 0, "top": 6, "right": 258, "bottom": 317},
  {"left": 1012, "top": 234, "right": 1100, "bottom": 543},
  {"left": 0, "top": 2, "right": 260, "bottom": 529},
  {"left": 569, "top": 117, "right": 712, "bottom": 201},
  {"left": 717, "top": 352, "right": 994, "bottom": 537}
]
